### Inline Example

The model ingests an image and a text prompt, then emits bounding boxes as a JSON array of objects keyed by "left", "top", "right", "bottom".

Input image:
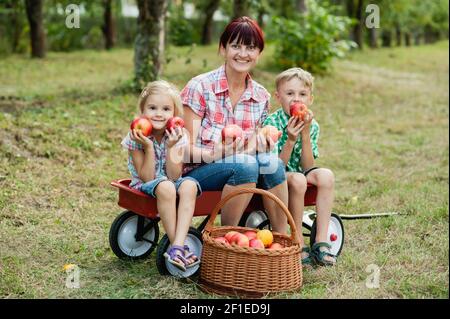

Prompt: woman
[{"left": 181, "top": 16, "right": 289, "bottom": 233}]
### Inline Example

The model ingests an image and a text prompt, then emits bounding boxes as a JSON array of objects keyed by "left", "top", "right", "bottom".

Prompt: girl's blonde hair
[
  {"left": 275, "top": 67, "right": 314, "bottom": 93},
  {"left": 138, "top": 80, "right": 183, "bottom": 116}
]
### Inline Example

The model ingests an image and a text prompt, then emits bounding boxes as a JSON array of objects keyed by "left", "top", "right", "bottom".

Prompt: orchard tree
[
  {"left": 25, "top": 0, "right": 46, "bottom": 58},
  {"left": 134, "top": 0, "right": 169, "bottom": 89},
  {"left": 200, "top": 0, "right": 221, "bottom": 45}
]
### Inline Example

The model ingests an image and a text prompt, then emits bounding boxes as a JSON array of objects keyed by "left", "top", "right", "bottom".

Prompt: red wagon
[{"left": 109, "top": 179, "right": 344, "bottom": 278}]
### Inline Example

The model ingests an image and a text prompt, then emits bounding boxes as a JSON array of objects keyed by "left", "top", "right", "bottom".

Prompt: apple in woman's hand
[
  {"left": 221, "top": 124, "right": 243, "bottom": 144},
  {"left": 260, "top": 125, "right": 282, "bottom": 143},
  {"left": 130, "top": 116, "right": 152, "bottom": 136},
  {"left": 166, "top": 116, "right": 185, "bottom": 131},
  {"left": 289, "top": 102, "right": 308, "bottom": 121}
]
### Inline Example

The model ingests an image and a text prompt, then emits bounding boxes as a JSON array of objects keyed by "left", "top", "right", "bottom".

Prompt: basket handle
[{"left": 204, "top": 188, "right": 300, "bottom": 245}]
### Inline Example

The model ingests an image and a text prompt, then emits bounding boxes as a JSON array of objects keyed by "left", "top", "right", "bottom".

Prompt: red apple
[
  {"left": 214, "top": 236, "right": 229, "bottom": 245},
  {"left": 289, "top": 102, "right": 308, "bottom": 121},
  {"left": 130, "top": 116, "right": 153, "bottom": 136},
  {"left": 230, "top": 233, "right": 249, "bottom": 247},
  {"left": 244, "top": 231, "right": 257, "bottom": 241},
  {"left": 221, "top": 124, "right": 243, "bottom": 144},
  {"left": 268, "top": 243, "right": 283, "bottom": 250},
  {"left": 261, "top": 125, "right": 282, "bottom": 143},
  {"left": 330, "top": 234, "right": 338, "bottom": 242},
  {"left": 224, "top": 231, "right": 239, "bottom": 243},
  {"left": 249, "top": 238, "right": 265, "bottom": 249},
  {"left": 166, "top": 116, "right": 185, "bottom": 131}
]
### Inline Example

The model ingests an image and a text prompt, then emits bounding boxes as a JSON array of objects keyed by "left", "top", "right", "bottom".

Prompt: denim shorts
[
  {"left": 255, "top": 152, "right": 287, "bottom": 190},
  {"left": 139, "top": 176, "right": 202, "bottom": 198}
]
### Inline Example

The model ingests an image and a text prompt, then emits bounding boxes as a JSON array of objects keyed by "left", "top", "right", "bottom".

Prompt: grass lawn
[{"left": 0, "top": 41, "right": 448, "bottom": 299}]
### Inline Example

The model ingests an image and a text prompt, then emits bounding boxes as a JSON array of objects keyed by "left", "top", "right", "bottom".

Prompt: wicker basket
[{"left": 199, "top": 188, "right": 302, "bottom": 298}]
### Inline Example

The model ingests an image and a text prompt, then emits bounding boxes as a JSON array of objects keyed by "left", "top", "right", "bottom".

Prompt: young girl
[{"left": 121, "top": 80, "right": 201, "bottom": 272}]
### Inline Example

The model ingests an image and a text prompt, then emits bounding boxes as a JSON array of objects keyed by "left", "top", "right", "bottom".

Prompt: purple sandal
[
  {"left": 183, "top": 244, "right": 200, "bottom": 268},
  {"left": 163, "top": 245, "right": 187, "bottom": 272}
]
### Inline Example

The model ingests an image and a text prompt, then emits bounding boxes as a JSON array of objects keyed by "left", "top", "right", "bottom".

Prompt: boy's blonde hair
[
  {"left": 138, "top": 80, "right": 183, "bottom": 116},
  {"left": 275, "top": 67, "right": 314, "bottom": 93}
]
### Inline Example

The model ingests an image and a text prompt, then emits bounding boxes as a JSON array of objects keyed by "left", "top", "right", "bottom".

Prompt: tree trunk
[
  {"left": 381, "top": 29, "right": 392, "bottom": 47},
  {"left": 296, "top": 0, "right": 307, "bottom": 13},
  {"left": 201, "top": 0, "right": 221, "bottom": 45},
  {"left": 134, "top": 0, "right": 169, "bottom": 89},
  {"left": 257, "top": 8, "right": 265, "bottom": 29},
  {"left": 404, "top": 32, "right": 411, "bottom": 46},
  {"left": 346, "top": 0, "right": 363, "bottom": 49},
  {"left": 233, "top": 0, "right": 250, "bottom": 19},
  {"left": 102, "top": 0, "right": 116, "bottom": 50},
  {"left": 395, "top": 24, "right": 402, "bottom": 46},
  {"left": 25, "top": 0, "right": 46, "bottom": 58},
  {"left": 369, "top": 27, "right": 378, "bottom": 48}
]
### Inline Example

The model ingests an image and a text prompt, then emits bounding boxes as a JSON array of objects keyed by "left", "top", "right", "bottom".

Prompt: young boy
[{"left": 263, "top": 67, "right": 336, "bottom": 266}]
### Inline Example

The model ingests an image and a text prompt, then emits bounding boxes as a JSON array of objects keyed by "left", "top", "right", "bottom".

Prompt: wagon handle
[{"left": 204, "top": 188, "right": 300, "bottom": 245}]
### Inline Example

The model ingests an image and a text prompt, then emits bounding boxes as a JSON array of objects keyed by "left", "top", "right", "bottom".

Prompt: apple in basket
[
  {"left": 268, "top": 243, "right": 284, "bottom": 250},
  {"left": 256, "top": 229, "right": 274, "bottom": 248},
  {"left": 249, "top": 238, "right": 265, "bottom": 249},
  {"left": 243, "top": 231, "right": 257, "bottom": 240},
  {"left": 224, "top": 231, "right": 239, "bottom": 243},
  {"left": 214, "top": 236, "right": 229, "bottom": 245},
  {"left": 130, "top": 116, "right": 152, "bottom": 136},
  {"left": 230, "top": 233, "right": 250, "bottom": 247}
]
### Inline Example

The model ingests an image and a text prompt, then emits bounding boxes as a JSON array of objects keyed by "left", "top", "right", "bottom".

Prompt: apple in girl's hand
[
  {"left": 221, "top": 124, "right": 243, "bottom": 144},
  {"left": 289, "top": 102, "right": 308, "bottom": 121},
  {"left": 260, "top": 125, "right": 282, "bottom": 143},
  {"left": 166, "top": 116, "right": 185, "bottom": 131},
  {"left": 130, "top": 116, "right": 152, "bottom": 136}
]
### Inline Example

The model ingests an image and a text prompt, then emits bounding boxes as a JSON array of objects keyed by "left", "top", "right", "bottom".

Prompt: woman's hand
[
  {"left": 213, "top": 136, "right": 245, "bottom": 160},
  {"left": 256, "top": 129, "right": 276, "bottom": 153},
  {"left": 131, "top": 129, "right": 153, "bottom": 151},
  {"left": 166, "top": 126, "right": 185, "bottom": 148}
]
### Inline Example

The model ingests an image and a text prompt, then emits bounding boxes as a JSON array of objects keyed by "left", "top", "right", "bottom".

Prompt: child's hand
[
  {"left": 301, "top": 110, "right": 314, "bottom": 134},
  {"left": 166, "top": 126, "right": 184, "bottom": 148},
  {"left": 131, "top": 129, "right": 153, "bottom": 150},
  {"left": 287, "top": 116, "right": 305, "bottom": 142}
]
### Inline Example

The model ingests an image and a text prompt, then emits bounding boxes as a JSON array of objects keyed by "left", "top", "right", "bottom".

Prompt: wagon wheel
[
  {"left": 156, "top": 227, "right": 203, "bottom": 278},
  {"left": 309, "top": 213, "right": 344, "bottom": 256},
  {"left": 109, "top": 211, "right": 159, "bottom": 260},
  {"left": 238, "top": 210, "right": 271, "bottom": 230}
]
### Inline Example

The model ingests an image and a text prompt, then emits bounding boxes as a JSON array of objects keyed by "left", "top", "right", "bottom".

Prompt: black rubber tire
[
  {"left": 310, "top": 213, "right": 344, "bottom": 256},
  {"left": 109, "top": 211, "right": 159, "bottom": 260},
  {"left": 156, "top": 227, "right": 203, "bottom": 278}
]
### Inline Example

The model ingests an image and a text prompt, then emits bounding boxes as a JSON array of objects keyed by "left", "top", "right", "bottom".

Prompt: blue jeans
[{"left": 183, "top": 153, "right": 286, "bottom": 191}]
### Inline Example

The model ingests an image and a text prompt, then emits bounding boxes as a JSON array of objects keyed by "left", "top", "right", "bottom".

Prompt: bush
[{"left": 270, "top": 1, "right": 356, "bottom": 74}]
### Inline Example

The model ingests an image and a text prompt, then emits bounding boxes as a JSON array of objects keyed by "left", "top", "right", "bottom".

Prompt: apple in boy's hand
[
  {"left": 221, "top": 124, "right": 243, "bottom": 144},
  {"left": 166, "top": 116, "right": 185, "bottom": 131},
  {"left": 260, "top": 125, "right": 282, "bottom": 143},
  {"left": 130, "top": 116, "right": 152, "bottom": 136},
  {"left": 289, "top": 102, "right": 308, "bottom": 121}
]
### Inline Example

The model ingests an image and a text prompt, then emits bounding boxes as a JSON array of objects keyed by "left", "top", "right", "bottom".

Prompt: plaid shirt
[
  {"left": 263, "top": 108, "right": 320, "bottom": 173},
  {"left": 121, "top": 132, "right": 170, "bottom": 189},
  {"left": 181, "top": 64, "right": 271, "bottom": 173}
]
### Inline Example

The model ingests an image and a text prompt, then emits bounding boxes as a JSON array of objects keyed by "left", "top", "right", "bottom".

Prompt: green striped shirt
[{"left": 263, "top": 108, "right": 320, "bottom": 173}]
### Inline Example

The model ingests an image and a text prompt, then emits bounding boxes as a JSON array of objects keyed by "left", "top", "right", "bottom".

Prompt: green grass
[{"left": 0, "top": 41, "right": 448, "bottom": 299}]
